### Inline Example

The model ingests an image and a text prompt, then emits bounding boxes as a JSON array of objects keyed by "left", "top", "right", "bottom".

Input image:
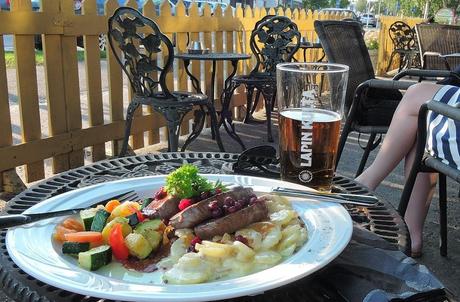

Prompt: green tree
[
  {"left": 356, "top": 0, "right": 367, "bottom": 12},
  {"left": 302, "top": 0, "right": 330, "bottom": 10}
]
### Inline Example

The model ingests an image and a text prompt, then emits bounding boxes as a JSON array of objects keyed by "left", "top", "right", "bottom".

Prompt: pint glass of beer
[{"left": 276, "top": 63, "right": 349, "bottom": 192}]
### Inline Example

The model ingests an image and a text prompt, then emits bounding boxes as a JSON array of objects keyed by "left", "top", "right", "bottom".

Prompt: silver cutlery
[
  {"left": 0, "top": 190, "right": 139, "bottom": 229},
  {"left": 271, "top": 187, "right": 379, "bottom": 207}
]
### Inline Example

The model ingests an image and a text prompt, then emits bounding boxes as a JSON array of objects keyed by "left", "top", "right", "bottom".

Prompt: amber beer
[{"left": 279, "top": 108, "right": 341, "bottom": 192}]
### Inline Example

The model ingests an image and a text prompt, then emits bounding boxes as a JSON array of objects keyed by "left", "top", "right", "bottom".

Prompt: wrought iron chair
[
  {"left": 398, "top": 98, "right": 460, "bottom": 256},
  {"left": 108, "top": 7, "right": 223, "bottom": 155},
  {"left": 224, "top": 15, "right": 300, "bottom": 142},
  {"left": 314, "top": 20, "right": 413, "bottom": 176},
  {"left": 386, "top": 21, "right": 419, "bottom": 72},
  {"left": 416, "top": 23, "right": 460, "bottom": 71}
]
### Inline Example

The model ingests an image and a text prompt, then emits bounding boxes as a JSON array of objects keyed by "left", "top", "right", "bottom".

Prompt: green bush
[{"left": 366, "top": 39, "right": 378, "bottom": 50}]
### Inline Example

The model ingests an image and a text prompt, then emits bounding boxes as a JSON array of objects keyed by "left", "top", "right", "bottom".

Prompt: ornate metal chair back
[
  {"left": 108, "top": 7, "right": 174, "bottom": 98},
  {"left": 249, "top": 16, "right": 300, "bottom": 75},
  {"left": 388, "top": 21, "right": 415, "bottom": 51}
]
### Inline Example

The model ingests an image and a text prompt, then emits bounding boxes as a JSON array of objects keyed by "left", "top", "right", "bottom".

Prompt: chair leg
[
  {"left": 250, "top": 90, "right": 262, "bottom": 116},
  {"left": 355, "top": 132, "right": 377, "bottom": 177},
  {"left": 438, "top": 173, "right": 448, "bottom": 257},
  {"left": 181, "top": 106, "right": 205, "bottom": 152},
  {"left": 244, "top": 85, "right": 255, "bottom": 124},
  {"left": 120, "top": 100, "right": 140, "bottom": 157},
  {"left": 386, "top": 51, "right": 396, "bottom": 72},
  {"left": 335, "top": 117, "right": 352, "bottom": 170}
]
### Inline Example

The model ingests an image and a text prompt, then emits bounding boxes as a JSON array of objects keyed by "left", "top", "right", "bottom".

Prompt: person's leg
[
  {"left": 404, "top": 146, "right": 438, "bottom": 255},
  {"left": 355, "top": 82, "right": 440, "bottom": 190}
]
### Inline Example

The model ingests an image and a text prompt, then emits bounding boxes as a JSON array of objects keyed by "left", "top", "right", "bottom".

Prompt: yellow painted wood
[
  {"left": 105, "top": 0, "right": 125, "bottom": 155},
  {"left": 40, "top": 0, "right": 72, "bottom": 173},
  {"left": 0, "top": 8, "right": 13, "bottom": 187},
  {"left": 83, "top": 0, "right": 106, "bottom": 161},
  {"left": 142, "top": 0, "right": 162, "bottom": 144},
  {"left": 0, "top": 31, "right": 12, "bottom": 149},
  {"left": 12, "top": 0, "right": 44, "bottom": 182}
]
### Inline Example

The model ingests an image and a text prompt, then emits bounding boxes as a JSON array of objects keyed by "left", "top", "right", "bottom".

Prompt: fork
[{"left": 0, "top": 190, "right": 138, "bottom": 229}]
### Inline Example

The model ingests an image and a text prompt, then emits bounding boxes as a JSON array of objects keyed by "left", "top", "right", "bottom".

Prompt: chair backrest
[
  {"left": 416, "top": 23, "right": 460, "bottom": 70},
  {"left": 250, "top": 16, "right": 300, "bottom": 75},
  {"left": 314, "top": 20, "right": 375, "bottom": 113},
  {"left": 388, "top": 21, "right": 415, "bottom": 51},
  {"left": 108, "top": 7, "right": 174, "bottom": 98},
  {"left": 425, "top": 88, "right": 460, "bottom": 173}
]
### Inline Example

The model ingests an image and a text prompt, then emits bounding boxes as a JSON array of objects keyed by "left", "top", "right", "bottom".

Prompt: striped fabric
[{"left": 426, "top": 85, "right": 460, "bottom": 170}]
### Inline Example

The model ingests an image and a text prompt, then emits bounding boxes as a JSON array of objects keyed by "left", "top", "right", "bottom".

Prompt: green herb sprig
[{"left": 165, "top": 164, "right": 227, "bottom": 199}]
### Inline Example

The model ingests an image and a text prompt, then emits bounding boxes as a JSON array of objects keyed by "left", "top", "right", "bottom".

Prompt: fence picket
[
  {"left": 41, "top": 0, "right": 70, "bottom": 173},
  {"left": 12, "top": 0, "right": 44, "bottom": 182},
  {"left": 106, "top": 0, "right": 125, "bottom": 155},
  {"left": 60, "top": 0, "right": 84, "bottom": 168},
  {"left": 142, "top": 0, "right": 162, "bottom": 144},
  {"left": 0, "top": 6, "right": 13, "bottom": 189}
]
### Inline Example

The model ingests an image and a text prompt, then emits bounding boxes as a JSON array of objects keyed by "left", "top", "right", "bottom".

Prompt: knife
[
  {"left": 0, "top": 190, "right": 138, "bottom": 229},
  {"left": 272, "top": 187, "right": 379, "bottom": 206}
]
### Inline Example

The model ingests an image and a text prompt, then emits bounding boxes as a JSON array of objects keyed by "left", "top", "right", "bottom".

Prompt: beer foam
[{"left": 280, "top": 108, "right": 341, "bottom": 123}]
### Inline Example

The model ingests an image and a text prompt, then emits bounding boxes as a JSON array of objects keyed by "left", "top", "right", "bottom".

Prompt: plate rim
[{"left": 6, "top": 174, "right": 353, "bottom": 301}]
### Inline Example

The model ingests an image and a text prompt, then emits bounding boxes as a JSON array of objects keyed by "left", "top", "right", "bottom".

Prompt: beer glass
[{"left": 276, "top": 63, "right": 349, "bottom": 192}]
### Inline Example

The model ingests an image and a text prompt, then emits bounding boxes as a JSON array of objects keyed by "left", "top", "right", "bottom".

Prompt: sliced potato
[
  {"left": 124, "top": 233, "right": 152, "bottom": 260},
  {"left": 233, "top": 241, "right": 255, "bottom": 262}
]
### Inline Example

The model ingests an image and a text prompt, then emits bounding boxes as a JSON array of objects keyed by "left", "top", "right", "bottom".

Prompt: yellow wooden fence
[{"left": 0, "top": 0, "right": 349, "bottom": 186}]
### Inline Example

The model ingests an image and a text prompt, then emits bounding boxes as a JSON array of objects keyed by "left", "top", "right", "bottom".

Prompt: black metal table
[
  {"left": 175, "top": 53, "right": 251, "bottom": 150},
  {"left": 0, "top": 152, "right": 411, "bottom": 302}
]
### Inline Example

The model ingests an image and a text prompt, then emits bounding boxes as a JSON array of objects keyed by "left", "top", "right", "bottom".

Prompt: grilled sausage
[
  {"left": 194, "top": 201, "right": 268, "bottom": 239},
  {"left": 142, "top": 195, "right": 181, "bottom": 220},
  {"left": 169, "top": 187, "right": 254, "bottom": 229}
]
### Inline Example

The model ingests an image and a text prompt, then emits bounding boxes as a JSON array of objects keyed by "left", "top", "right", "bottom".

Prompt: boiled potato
[
  {"left": 270, "top": 210, "right": 297, "bottom": 226},
  {"left": 195, "top": 241, "right": 234, "bottom": 258},
  {"left": 260, "top": 226, "right": 282, "bottom": 250},
  {"left": 233, "top": 241, "right": 255, "bottom": 262},
  {"left": 235, "top": 228, "right": 262, "bottom": 250},
  {"left": 163, "top": 253, "right": 212, "bottom": 284},
  {"left": 124, "top": 233, "right": 152, "bottom": 260},
  {"left": 277, "top": 232, "right": 300, "bottom": 251},
  {"left": 254, "top": 251, "right": 282, "bottom": 265},
  {"left": 279, "top": 244, "right": 296, "bottom": 257}
]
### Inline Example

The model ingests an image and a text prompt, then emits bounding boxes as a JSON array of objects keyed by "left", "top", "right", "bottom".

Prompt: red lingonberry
[
  {"left": 190, "top": 236, "right": 202, "bottom": 246},
  {"left": 235, "top": 235, "right": 249, "bottom": 246},
  {"left": 178, "top": 198, "right": 193, "bottom": 211},
  {"left": 154, "top": 187, "right": 167, "bottom": 200}
]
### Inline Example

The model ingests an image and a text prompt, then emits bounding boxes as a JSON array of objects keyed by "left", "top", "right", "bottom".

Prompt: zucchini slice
[
  {"left": 90, "top": 209, "right": 110, "bottom": 232},
  {"left": 78, "top": 245, "right": 112, "bottom": 271},
  {"left": 80, "top": 208, "right": 98, "bottom": 231},
  {"left": 140, "top": 198, "right": 153, "bottom": 210},
  {"left": 62, "top": 242, "right": 90, "bottom": 255}
]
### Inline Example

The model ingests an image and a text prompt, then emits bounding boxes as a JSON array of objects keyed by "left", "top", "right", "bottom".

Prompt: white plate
[{"left": 6, "top": 174, "right": 352, "bottom": 302}]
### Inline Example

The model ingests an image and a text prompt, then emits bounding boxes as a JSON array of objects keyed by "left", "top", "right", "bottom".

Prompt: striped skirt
[{"left": 427, "top": 85, "right": 460, "bottom": 170}]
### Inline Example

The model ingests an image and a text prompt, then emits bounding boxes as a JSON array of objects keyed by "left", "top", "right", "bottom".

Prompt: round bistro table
[
  {"left": 175, "top": 53, "right": 251, "bottom": 150},
  {"left": 0, "top": 152, "right": 409, "bottom": 302}
]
